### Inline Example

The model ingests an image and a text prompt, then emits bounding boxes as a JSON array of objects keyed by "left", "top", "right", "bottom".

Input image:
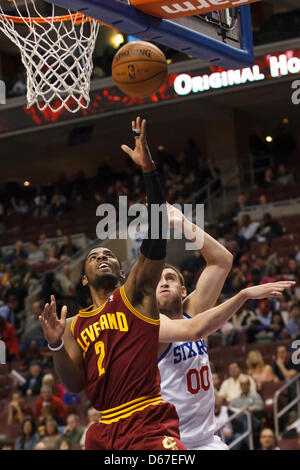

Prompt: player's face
[
  {"left": 83, "top": 248, "right": 122, "bottom": 288},
  {"left": 156, "top": 268, "right": 186, "bottom": 309}
]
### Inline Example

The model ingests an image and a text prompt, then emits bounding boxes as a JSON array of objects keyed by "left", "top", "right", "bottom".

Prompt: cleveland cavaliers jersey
[
  {"left": 158, "top": 313, "right": 216, "bottom": 448},
  {"left": 71, "top": 285, "right": 162, "bottom": 413}
]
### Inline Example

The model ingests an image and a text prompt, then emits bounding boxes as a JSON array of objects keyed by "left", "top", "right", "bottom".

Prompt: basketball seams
[
  {"left": 113, "top": 70, "right": 167, "bottom": 86},
  {"left": 112, "top": 59, "right": 167, "bottom": 67}
]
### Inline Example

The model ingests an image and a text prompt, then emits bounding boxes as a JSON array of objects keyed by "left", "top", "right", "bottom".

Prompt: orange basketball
[{"left": 111, "top": 41, "right": 168, "bottom": 98}]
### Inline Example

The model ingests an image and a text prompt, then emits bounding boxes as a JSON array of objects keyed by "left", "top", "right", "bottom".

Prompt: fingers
[
  {"left": 60, "top": 305, "right": 68, "bottom": 323},
  {"left": 141, "top": 118, "right": 147, "bottom": 139},
  {"left": 121, "top": 144, "right": 133, "bottom": 157},
  {"left": 132, "top": 116, "right": 146, "bottom": 138},
  {"left": 50, "top": 295, "right": 56, "bottom": 313},
  {"left": 41, "top": 303, "right": 50, "bottom": 322}
]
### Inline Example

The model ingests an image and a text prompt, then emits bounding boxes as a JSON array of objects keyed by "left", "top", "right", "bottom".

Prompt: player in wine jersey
[
  {"left": 39, "top": 116, "right": 186, "bottom": 451},
  {"left": 155, "top": 205, "right": 295, "bottom": 450}
]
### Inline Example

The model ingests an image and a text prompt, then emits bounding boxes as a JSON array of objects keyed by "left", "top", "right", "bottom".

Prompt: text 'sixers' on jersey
[{"left": 158, "top": 314, "right": 216, "bottom": 448}]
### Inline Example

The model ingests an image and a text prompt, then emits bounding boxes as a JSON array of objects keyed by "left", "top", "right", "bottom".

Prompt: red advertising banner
[{"left": 129, "top": 0, "right": 261, "bottom": 19}]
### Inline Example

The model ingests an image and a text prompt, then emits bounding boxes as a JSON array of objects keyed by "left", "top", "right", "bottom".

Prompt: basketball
[{"left": 111, "top": 41, "right": 168, "bottom": 98}]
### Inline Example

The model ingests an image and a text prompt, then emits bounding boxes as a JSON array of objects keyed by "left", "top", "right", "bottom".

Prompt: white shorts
[{"left": 187, "top": 435, "right": 229, "bottom": 451}]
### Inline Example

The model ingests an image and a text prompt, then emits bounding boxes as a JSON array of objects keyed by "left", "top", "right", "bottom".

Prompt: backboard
[{"left": 44, "top": 0, "right": 254, "bottom": 68}]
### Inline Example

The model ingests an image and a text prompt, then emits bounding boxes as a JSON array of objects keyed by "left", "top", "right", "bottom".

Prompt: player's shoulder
[{"left": 65, "top": 314, "right": 79, "bottom": 338}]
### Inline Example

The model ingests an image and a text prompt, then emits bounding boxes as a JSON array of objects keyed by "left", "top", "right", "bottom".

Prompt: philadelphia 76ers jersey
[{"left": 158, "top": 313, "right": 216, "bottom": 448}]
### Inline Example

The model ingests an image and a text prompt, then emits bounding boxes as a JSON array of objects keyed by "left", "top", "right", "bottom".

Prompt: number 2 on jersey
[
  {"left": 95, "top": 340, "right": 105, "bottom": 376},
  {"left": 186, "top": 366, "right": 210, "bottom": 395}
]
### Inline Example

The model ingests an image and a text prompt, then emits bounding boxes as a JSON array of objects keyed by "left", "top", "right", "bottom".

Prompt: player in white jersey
[
  {"left": 156, "top": 205, "right": 295, "bottom": 450},
  {"left": 158, "top": 203, "right": 233, "bottom": 450}
]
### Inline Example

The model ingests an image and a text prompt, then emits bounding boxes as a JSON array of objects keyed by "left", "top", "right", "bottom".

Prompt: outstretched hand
[
  {"left": 39, "top": 295, "right": 67, "bottom": 347},
  {"left": 245, "top": 280, "right": 295, "bottom": 300},
  {"left": 121, "top": 116, "right": 153, "bottom": 168}
]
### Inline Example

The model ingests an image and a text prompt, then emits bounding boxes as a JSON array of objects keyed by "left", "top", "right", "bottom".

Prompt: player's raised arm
[
  {"left": 39, "top": 295, "right": 85, "bottom": 393},
  {"left": 121, "top": 117, "right": 167, "bottom": 320},
  {"left": 159, "top": 281, "right": 295, "bottom": 343},
  {"left": 167, "top": 203, "right": 233, "bottom": 316}
]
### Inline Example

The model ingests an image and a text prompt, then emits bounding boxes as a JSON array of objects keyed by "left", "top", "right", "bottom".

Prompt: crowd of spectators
[
  {"left": 0, "top": 123, "right": 299, "bottom": 450},
  {"left": 0, "top": 360, "right": 100, "bottom": 450}
]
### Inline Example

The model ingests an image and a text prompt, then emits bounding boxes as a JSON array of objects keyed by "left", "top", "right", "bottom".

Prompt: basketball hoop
[{"left": 0, "top": 0, "right": 100, "bottom": 113}]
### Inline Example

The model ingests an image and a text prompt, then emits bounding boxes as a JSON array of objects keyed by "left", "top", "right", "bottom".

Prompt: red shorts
[{"left": 85, "top": 402, "right": 186, "bottom": 450}]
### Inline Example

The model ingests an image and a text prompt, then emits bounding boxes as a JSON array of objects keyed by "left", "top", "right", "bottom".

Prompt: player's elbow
[
  {"left": 220, "top": 251, "right": 234, "bottom": 271},
  {"left": 189, "top": 324, "right": 207, "bottom": 342}
]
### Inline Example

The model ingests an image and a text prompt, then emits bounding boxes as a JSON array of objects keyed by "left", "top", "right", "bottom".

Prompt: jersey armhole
[
  {"left": 120, "top": 285, "right": 160, "bottom": 326},
  {"left": 158, "top": 343, "right": 172, "bottom": 363},
  {"left": 70, "top": 315, "right": 78, "bottom": 337}
]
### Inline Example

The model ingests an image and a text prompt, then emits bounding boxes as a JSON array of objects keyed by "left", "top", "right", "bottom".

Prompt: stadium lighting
[{"left": 110, "top": 33, "right": 125, "bottom": 49}]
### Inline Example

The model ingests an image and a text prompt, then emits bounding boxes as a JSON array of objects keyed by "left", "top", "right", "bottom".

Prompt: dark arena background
[{"left": 0, "top": 0, "right": 300, "bottom": 453}]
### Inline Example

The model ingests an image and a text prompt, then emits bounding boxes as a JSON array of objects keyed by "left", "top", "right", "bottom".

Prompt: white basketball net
[{"left": 0, "top": 0, "right": 100, "bottom": 113}]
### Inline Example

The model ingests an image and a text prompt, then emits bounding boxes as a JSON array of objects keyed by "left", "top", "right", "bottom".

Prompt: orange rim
[{"left": 0, "top": 12, "right": 101, "bottom": 24}]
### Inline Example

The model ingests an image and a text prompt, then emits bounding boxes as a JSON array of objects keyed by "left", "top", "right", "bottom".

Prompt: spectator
[
  {"left": 0, "top": 295, "right": 22, "bottom": 332},
  {"left": 260, "top": 168, "right": 276, "bottom": 189},
  {"left": 57, "top": 414, "right": 84, "bottom": 446},
  {"left": 58, "top": 235, "right": 78, "bottom": 261},
  {"left": 14, "top": 417, "right": 40, "bottom": 450},
  {"left": 35, "top": 384, "right": 67, "bottom": 423},
  {"left": 20, "top": 301, "right": 46, "bottom": 348},
  {"left": 212, "top": 372, "right": 222, "bottom": 400},
  {"left": 0, "top": 440, "right": 14, "bottom": 450},
  {"left": 180, "top": 249, "right": 204, "bottom": 278},
  {"left": 19, "top": 360, "right": 44, "bottom": 396},
  {"left": 5, "top": 240, "right": 28, "bottom": 267},
  {"left": 238, "top": 214, "right": 260, "bottom": 243},
  {"left": 33, "top": 198, "right": 49, "bottom": 218},
  {"left": 259, "top": 194, "right": 268, "bottom": 205},
  {"left": 256, "top": 300, "right": 273, "bottom": 326},
  {"left": 9, "top": 71, "right": 27, "bottom": 97},
  {"left": 286, "top": 258, "right": 300, "bottom": 277},
  {"left": 232, "top": 193, "right": 249, "bottom": 216},
  {"left": 259, "top": 428, "right": 280, "bottom": 450},
  {"left": 19, "top": 340, "right": 47, "bottom": 371},
  {"left": 34, "top": 442, "right": 47, "bottom": 450},
  {"left": 273, "top": 345, "right": 300, "bottom": 381},
  {"left": 79, "top": 407, "right": 100, "bottom": 449},
  {"left": 37, "top": 404, "right": 66, "bottom": 433},
  {"left": 7, "top": 391, "right": 34, "bottom": 425},
  {"left": 285, "top": 304, "right": 300, "bottom": 339},
  {"left": 247, "top": 350, "right": 278, "bottom": 390},
  {"left": 17, "top": 199, "right": 29, "bottom": 214},
  {"left": 214, "top": 395, "right": 236, "bottom": 448},
  {"left": 41, "top": 272, "right": 63, "bottom": 305},
  {"left": 229, "top": 376, "right": 264, "bottom": 421},
  {"left": 256, "top": 213, "right": 283, "bottom": 241},
  {"left": 0, "top": 315, "right": 19, "bottom": 364},
  {"left": 276, "top": 164, "right": 294, "bottom": 185},
  {"left": 56, "top": 265, "right": 76, "bottom": 297},
  {"left": 27, "top": 242, "right": 45, "bottom": 265},
  {"left": 49, "top": 193, "right": 66, "bottom": 217},
  {"left": 231, "top": 261, "right": 251, "bottom": 291},
  {"left": 231, "top": 301, "right": 257, "bottom": 330},
  {"left": 41, "top": 418, "right": 61, "bottom": 449},
  {"left": 219, "top": 362, "right": 257, "bottom": 403},
  {"left": 42, "top": 373, "right": 65, "bottom": 402},
  {"left": 59, "top": 438, "right": 73, "bottom": 450},
  {"left": 5, "top": 275, "right": 28, "bottom": 311}
]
